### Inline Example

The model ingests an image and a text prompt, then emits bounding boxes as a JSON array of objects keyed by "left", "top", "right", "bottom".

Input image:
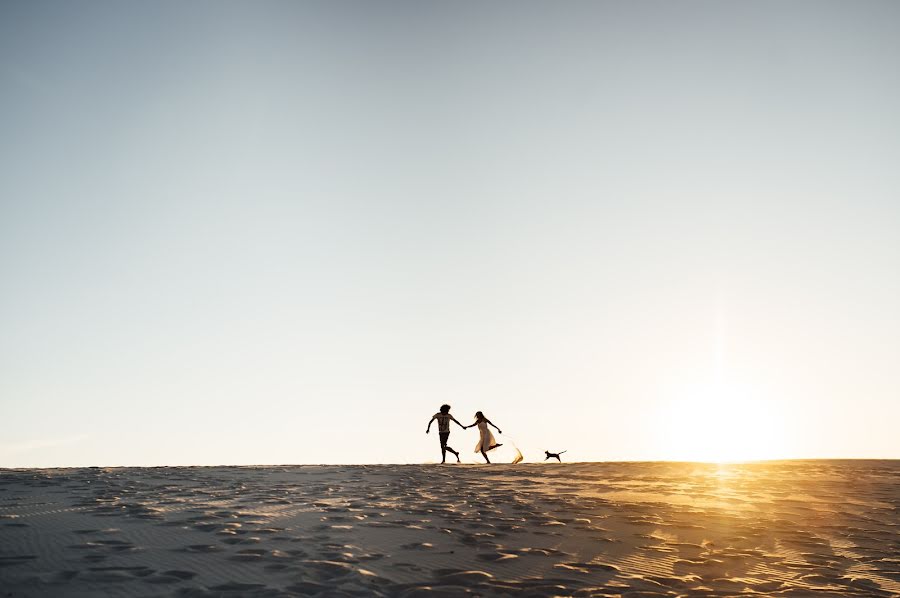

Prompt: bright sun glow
[{"left": 655, "top": 380, "right": 790, "bottom": 463}]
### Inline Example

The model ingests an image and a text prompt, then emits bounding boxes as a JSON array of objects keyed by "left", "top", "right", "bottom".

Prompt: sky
[{"left": 2, "top": 1, "right": 899, "bottom": 467}]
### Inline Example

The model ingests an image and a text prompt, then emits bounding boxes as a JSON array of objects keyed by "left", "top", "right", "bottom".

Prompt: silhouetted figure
[
  {"left": 426, "top": 404, "right": 465, "bottom": 463},
  {"left": 465, "top": 411, "right": 502, "bottom": 463},
  {"left": 545, "top": 450, "right": 567, "bottom": 462}
]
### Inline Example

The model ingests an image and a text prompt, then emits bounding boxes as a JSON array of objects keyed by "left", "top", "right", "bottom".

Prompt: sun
[{"left": 655, "top": 380, "right": 789, "bottom": 462}]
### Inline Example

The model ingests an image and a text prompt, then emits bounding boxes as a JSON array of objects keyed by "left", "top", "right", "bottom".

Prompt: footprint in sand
[
  {"left": 221, "top": 536, "right": 261, "bottom": 545},
  {"left": 229, "top": 548, "right": 269, "bottom": 562},
  {"left": 207, "top": 582, "right": 269, "bottom": 592},
  {"left": 401, "top": 542, "right": 434, "bottom": 550},
  {"left": 143, "top": 570, "right": 198, "bottom": 585},
  {"left": 432, "top": 569, "right": 495, "bottom": 585},
  {"left": 476, "top": 551, "right": 519, "bottom": 562},
  {"left": 79, "top": 566, "right": 155, "bottom": 582},
  {"left": 0, "top": 555, "right": 37, "bottom": 567},
  {"left": 181, "top": 544, "right": 223, "bottom": 553}
]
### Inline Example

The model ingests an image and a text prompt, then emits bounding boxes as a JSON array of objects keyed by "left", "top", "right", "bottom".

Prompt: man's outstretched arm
[
  {"left": 426, "top": 415, "right": 436, "bottom": 433},
  {"left": 451, "top": 416, "right": 467, "bottom": 429}
]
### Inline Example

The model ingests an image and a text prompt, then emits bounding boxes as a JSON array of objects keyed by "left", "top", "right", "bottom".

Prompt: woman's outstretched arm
[{"left": 487, "top": 419, "right": 502, "bottom": 434}]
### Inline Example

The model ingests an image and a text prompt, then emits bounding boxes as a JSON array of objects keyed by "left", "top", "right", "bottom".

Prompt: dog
[{"left": 544, "top": 450, "right": 567, "bottom": 462}]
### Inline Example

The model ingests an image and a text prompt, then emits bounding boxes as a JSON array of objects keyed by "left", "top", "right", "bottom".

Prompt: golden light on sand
[
  {"left": 656, "top": 380, "right": 789, "bottom": 463},
  {"left": 5, "top": 462, "right": 900, "bottom": 595}
]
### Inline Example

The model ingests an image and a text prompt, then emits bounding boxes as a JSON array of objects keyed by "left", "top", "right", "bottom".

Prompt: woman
[{"left": 465, "top": 411, "right": 503, "bottom": 463}]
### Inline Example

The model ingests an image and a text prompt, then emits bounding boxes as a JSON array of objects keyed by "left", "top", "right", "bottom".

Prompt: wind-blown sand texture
[{"left": 1, "top": 461, "right": 898, "bottom": 597}]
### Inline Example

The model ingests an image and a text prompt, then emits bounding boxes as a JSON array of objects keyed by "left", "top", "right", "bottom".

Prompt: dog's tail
[{"left": 560, "top": 450, "right": 567, "bottom": 454}]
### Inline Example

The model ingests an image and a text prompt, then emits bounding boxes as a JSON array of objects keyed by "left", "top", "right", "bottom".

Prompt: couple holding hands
[{"left": 426, "top": 404, "right": 503, "bottom": 463}]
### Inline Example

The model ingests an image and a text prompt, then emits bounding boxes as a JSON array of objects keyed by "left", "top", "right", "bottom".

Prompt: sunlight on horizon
[
  {"left": 650, "top": 303, "right": 793, "bottom": 463},
  {"left": 654, "top": 380, "right": 791, "bottom": 463}
]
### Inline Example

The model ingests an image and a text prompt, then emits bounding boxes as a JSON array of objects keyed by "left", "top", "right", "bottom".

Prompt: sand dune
[{"left": 1, "top": 461, "right": 898, "bottom": 596}]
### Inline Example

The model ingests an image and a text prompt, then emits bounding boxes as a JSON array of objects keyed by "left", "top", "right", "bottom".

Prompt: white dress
[{"left": 474, "top": 420, "right": 498, "bottom": 453}]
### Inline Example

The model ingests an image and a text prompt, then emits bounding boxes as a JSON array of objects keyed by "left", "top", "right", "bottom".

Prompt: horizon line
[{"left": 3, "top": 457, "right": 899, "bottom": 471}]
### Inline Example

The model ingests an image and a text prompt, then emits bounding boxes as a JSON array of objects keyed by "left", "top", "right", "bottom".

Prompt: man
[{"left": 426, "top": 404, "right": 465, "bottom": 463}]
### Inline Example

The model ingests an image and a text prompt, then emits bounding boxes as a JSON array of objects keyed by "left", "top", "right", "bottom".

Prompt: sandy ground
[{"left": 1, "top": 460, "right": 898, "bottom": 597}]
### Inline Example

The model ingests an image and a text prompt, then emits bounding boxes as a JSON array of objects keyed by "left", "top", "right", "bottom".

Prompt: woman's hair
[
  {"left": 440, "top": 404, "right": 451, "bottom": 414},
  {"left": 475, "top": 411, "right": 484, "bottom": 420}
]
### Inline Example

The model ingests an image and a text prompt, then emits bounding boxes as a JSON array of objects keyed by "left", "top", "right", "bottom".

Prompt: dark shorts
[{"left": 439, "top": 432, "right": 450, "bottom": 448}]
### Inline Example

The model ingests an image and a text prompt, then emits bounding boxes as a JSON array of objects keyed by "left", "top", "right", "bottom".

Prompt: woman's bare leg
[{"left": 481, "top": 450, "right": 490, "bottom": 463}]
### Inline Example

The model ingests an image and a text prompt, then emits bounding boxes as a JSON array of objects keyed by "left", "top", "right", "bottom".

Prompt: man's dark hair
[{"left": 440, "top": 404, "right": 451, "bottom": 413}]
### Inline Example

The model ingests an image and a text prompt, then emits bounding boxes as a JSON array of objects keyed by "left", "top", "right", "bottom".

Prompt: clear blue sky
[{"left": 2, "top": 1, "right": 899, "bottom": 466}]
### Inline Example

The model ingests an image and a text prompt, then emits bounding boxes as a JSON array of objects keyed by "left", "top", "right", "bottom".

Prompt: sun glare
[{"left": 656, "top": 380, "right": 788, "bottom": 463}]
